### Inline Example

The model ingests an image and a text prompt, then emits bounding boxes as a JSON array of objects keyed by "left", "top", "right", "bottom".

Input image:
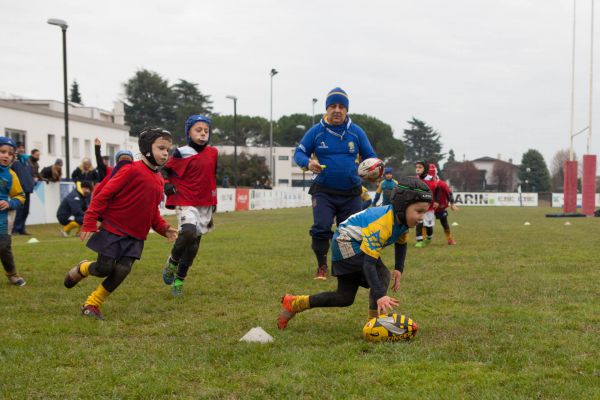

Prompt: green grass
[{"left": 1, "top": 207, "right": 599, "bottom": 399}]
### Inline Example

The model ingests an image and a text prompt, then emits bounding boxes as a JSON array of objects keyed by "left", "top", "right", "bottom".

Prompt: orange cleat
[{"left": 277, "top": 294, "right": 297, "bottom": 330}]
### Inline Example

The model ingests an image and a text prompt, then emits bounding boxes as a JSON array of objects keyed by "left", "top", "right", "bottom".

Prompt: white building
[
  {"left": 0, "top": 97, "right": 137, "bottom": 178},
  {"left": 215, "top": 145, "right": 312, "bottom": 188},
  {"left": 472, "top": 156, "right": 520, "bottom": 191}
]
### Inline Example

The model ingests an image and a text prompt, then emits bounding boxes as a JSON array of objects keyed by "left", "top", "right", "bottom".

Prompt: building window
[
  {"left": 107, "top": 144, "right": 119, "bottom": 166},
  {"left": 84, "top": 139, "right": 91, "bottom": 158},
  {"left": 72, "top": 138, "right": 80, "bottom": 158},
  {"left": 48, "top": 134, "right": 56, "bottom": 156},
  {"left": 278, "top": 155, "right": 289, "bottom": 161},
  {"left": 61, "top": 136, "right": 66, "bottom": 156},
  {"left": 5, "top": 128, "right": 26, "bottom": 147},
  {"left": 278, "top": 179, "right": 289, "bottom": 185}
]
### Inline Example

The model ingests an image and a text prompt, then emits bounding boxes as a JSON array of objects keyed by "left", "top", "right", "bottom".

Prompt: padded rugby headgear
[
  {"left": 0, "top": 137, "right": 17, "bottom": 149},
  {"left": 185, "top": 115, "right": 211, "bottom": 146},
  {"left": 414, "top": 160, "right": 428, "bottom": 179},
  {"left": 391, "top": 177, "right": 432, "bottom": 226},
  {"left": 138, "top": 128, "right": 172, "bottom": 167},
  {"left": 115, "top": 149, "right": 134, "bottom": 162}
]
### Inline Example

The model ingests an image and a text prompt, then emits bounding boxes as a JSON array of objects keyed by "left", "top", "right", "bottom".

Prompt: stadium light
[
  {"left": 47, "top": 18, "right": 70, "bottom": 178},
  {"left": 296, "top": 125, "right": 306, "bottom": 191},
  {"left": 226, "top": 95, "right": 238, "bottom": 187},
  {"left": 269, "top": 68, "right": 278, "bottom": 186}
]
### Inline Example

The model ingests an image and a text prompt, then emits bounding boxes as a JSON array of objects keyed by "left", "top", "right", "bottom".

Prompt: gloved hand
[{"left": 164, "top": 183, "right": 177, "bottom": 196}]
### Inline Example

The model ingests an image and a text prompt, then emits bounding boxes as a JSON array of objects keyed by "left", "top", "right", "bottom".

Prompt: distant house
[{"left": 472, "top": 156, "right": 520, "bottom": 192}]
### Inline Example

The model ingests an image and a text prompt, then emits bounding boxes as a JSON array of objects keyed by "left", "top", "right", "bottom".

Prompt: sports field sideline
[{"left": 1, "top": 206, "right": 598, "bottom": 399}]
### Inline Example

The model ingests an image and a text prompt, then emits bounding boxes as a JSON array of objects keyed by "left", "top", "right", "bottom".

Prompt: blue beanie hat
[
  {"left": 325, "top": 87, "right": 349, "bottom": 110},
  {"left": 115, "top": 149, "right": 134, "bottom": 161},
  {"left": 384, "top": 167, "right": 393, "bottom": 175},
  {"left": 185, "top": 115, "right": 211, "bottom": 137},
  {"left": 0, "top": 137, "right": 16, "bottom": 149}
]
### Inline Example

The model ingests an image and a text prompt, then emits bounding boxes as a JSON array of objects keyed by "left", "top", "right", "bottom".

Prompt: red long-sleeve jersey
[
  {"left": 435, "top": 179, "right": 454, "bottom": 211},
  {"left": 83, "top": 160, "right": 170, "bottom": 240},
  {"left": 164, "top": 145, "right": 218, "bottom": 208}
]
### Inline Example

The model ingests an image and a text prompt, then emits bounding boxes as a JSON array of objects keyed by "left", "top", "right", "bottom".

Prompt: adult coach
[{"left": 294, "top": 87, "right": 377, "bottom": 280}]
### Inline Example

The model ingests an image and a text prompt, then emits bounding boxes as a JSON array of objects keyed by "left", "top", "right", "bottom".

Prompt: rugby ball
[
  {"left": 362, "top": 313, "right": 418, "bottom": 342},
  {"left": 358, "top": 158, "right": 384, "bottom": 181}
]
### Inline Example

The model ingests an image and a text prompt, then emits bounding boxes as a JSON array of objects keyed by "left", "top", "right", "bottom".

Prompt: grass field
[{"left": 0, "top": 206, "right": 599, "bottom": 399}]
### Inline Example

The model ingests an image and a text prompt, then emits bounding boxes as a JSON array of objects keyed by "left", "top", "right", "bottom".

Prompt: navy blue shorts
[
  {"left": 86, "top": 229, "right": 144, "bottom": 260},
  {"left": 310, "top": 191, "right": 362, "bottom": 240}
]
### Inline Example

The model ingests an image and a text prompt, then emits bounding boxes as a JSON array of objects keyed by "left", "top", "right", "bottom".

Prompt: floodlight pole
[
  {"left": 269, "top": 68, "right": 278, "bottom": 186},
  {"left": 47, "top": 18, "right": 70, "bottom": 178},
  {"left": 226, "top": 95, "right": 238, "bottom": 187}
]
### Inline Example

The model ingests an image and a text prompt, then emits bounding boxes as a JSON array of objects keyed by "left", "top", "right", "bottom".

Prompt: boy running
[
  {"left": 434, "top": 177, "right": 459, "bottom": 245},
  {"left": 0, "top": 138, "right": 26, "bottom": 286},
  {"left": 277, "top": 177, "right": 432, "bottom": 329},
  {"left": 372, "top": 167, "right": 398, "bottom": 206},
  {"left": 63, "top": 128, "right": 177, "bottom": 320},
  {"left": 161, "top": 115, "right": 218, "bottom": 296}
]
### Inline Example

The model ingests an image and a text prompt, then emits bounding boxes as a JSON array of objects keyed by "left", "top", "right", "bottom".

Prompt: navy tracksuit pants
[{"left": 310, "top": 191, "right": 362, "bottom": 267}]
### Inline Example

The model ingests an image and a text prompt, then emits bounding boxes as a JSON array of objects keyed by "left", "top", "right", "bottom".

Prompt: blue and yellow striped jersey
[
  {"left": 332, "top": 205, "right": 409, "bottom": 261},
  {"left": 0, "top": 166, "right": 25, "bottom": 234}
]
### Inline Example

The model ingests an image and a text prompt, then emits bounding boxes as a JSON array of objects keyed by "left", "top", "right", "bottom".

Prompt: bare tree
[
  {"left": 492, "top": 161, "right": 515, "bottom": 192},
  {"left": 550, "top": 149, "right": 577, "bottom": 192},
  {"left": 444, "top": 161, "right": 481, "bottom": 191}
]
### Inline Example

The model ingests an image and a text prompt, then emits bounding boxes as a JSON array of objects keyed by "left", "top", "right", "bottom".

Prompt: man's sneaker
[
  {"left": 415, "top": 241, "right": 426, "bottom": 248},
  {"left": 60, "top": 230, "right": 69, "bottom": 238},
  {"left": 172, "top": 278, "right": 184, "bottom": 296},
  {"left": 314, "top": 265, "right": 328, "bottom": 280},
  {"left": 162, "top": 257, "right": 178, "bottom": 285},
  {"left": 64, "top": 260, "right": 88, "bottom": 288},
  {"left": 277, "top": 294, "right": 297, "bottom": 330},
  {"left": 81, "top": 305, "right": 104, "bottom": 320},
  {"left": 448, "top": 238, "right": 457, "bottom": 245},
  {"left": 7, "top": 274, "right": 26, "bottom": 287}
]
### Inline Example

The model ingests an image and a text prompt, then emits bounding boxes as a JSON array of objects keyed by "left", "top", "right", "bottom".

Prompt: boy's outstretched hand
[
  {"left": 165, "top": 227, "right": 178, "bottom": 242},
  {"left": 377, "top": 295, "right": 399, "bottom": 316},
  {"left": 79, "top": 231, "right": 94, "bottom": 242},
  {"left": 392, "top": 270, "right": 402, "bottom": 292}
]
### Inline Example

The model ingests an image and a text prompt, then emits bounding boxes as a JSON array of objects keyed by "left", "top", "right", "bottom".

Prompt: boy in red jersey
[
  {"left": 434, "top": 177, "right": 459, "bottom": 245},
  {"left": 63, "top": 128, "right": 178, "bottom": 320},
  {"left": 161, "top": 115, "right": 218, "bottom": 296},
  {"left": 414, "top": 162, "right": 439, "bottom": 247}
]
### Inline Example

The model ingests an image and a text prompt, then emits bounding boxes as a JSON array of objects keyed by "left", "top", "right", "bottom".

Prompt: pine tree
[
  {"left": 70, "top": 80, "right": 83, "bottom": 104},
  {"left": 519, "top": 149, "right": 551, "bottom": 192},
  {"left": 402, "top": 117, "right": 444, "bottom": 165}
]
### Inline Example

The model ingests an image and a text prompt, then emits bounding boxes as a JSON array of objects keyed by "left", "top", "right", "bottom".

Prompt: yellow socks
[
  {"left": 444, "top": 229, "right": 452, "bottom": 240},
  {"left": 291, "top": 295, "right": 310, "bottom": 312},
  {"left": 64, "top": 221, "right": 80, "bottom": 233},
  {"left": 78, "top": 261, "right": 92, "bottom": 277},
  {"left": 84, "top": 284, "right": 110, "bottom": 308}
]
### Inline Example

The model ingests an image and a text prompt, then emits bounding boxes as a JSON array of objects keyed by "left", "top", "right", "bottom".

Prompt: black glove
[{"left": 164, "top": 183, "right": 177, "bottom": 196}]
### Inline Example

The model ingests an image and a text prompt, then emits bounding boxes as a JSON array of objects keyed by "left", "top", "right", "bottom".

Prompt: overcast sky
[{"left": 1, "top": 0, "right": 599, "bottom": 168}]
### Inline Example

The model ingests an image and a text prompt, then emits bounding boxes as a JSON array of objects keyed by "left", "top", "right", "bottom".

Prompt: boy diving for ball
[{"left": 277, "top": 177, "right": 432, "bottom": 330}]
